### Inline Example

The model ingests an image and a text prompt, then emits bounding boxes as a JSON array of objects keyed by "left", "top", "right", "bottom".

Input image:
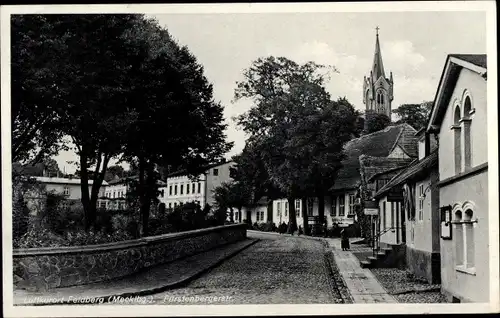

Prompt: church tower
[{"left": 363, "top": 27, "right": 394, "bottom": 119}]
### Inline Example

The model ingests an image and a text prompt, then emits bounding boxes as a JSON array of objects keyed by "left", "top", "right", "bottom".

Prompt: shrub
[
  {"left": 14, "top": 224, "right": 67, "bottom": 248},
  {"left": 13, "top": 195, "right": 30, "bottom": 241}
]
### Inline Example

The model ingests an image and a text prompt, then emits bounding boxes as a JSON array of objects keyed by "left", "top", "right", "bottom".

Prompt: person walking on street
[{"left": 340, "top": 228, "right": 350, "bottom": 251}]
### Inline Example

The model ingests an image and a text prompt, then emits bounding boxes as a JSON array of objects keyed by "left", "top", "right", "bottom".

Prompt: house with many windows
[
  {"left": 158, "top": 161, "right": 235, "bottom": 210},
  {"left": 98, "top": 176, "right": 166, "bottom": 210},
  {"left": 426, "top": 54, "right": 488, "bottom": 303}
]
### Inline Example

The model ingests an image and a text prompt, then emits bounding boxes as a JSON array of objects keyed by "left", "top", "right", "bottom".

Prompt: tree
[
  {"left": 14, "top": 158, "right": 62, "bottom": 177},
  {"left": 230, "top": 140, "right": 284, "bottom": 223},
  {"left": 364, "top": 110, "right": 391, "bottom": 134},
  {"left": 234, "top": 56, "right": 357, "bottom": 234},
  {"left": 392, "top": 101, "right": 433, "bottom": 130},
  {"left": 12, "top": 14, "right": 153, "bottom": 230},
  {"left": 11, "top": 15, "right": 66, "bottom": 164},
  {"left": 120, "top": 18, "right": 232, "bottom": 236},
  {"left": 104, "top": 165, "right": 126, "bottom": 182}
]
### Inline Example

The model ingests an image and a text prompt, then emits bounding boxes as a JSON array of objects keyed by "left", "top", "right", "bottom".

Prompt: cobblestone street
[{"left": 147, "top": 232, "right": 346, "bottom": 305}]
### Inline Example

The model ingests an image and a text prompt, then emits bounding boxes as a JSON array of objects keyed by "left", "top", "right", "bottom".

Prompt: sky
[{"left": 53, "top": 10, "right": 486, "bottom": 174}]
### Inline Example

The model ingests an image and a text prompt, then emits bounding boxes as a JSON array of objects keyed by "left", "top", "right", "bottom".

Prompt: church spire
[{"left": 372, "top": 26, "right": 386, "bottom": 82}]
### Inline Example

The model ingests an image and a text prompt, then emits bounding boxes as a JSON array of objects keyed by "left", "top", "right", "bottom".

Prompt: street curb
[{"left": 20, "top": 239, "right": 259, "bottom": 306}]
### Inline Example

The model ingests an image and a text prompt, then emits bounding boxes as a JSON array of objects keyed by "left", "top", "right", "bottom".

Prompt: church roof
[
  {"left": 330, "top": 124, "right": 418, "bottom": 192},
  {"left": 372, "top": 32, "right": 386, "bottom": 82}
]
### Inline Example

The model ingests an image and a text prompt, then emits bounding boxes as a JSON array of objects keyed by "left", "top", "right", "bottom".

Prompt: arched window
[
  {"left": 453, "top": 106, "right": 462, "bottom": 174},
  {"left": 463, "top": 96, "right": 472, "bottom": 169},
  {"left": 464, "top": 209, "right": 474, "bottom": 268},
  {"left": 454, "top": 209, "right": 463, "bottom": 265}
]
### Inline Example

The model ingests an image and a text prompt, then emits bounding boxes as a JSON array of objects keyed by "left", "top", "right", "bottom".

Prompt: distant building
[
  {"left": 99, "top": 176, "right": 166, "bottom": 210},
  {"left": 363, "top": 28, "right": 394, "bottom": 119},
  {"left": 25, "top": 177, "right": 108, "bottom": 214},
  {"left": 427, "top": 54, "right": 487, "bottom": 303},
  {"left": 329, "top": 124, "right": 418, "bottom": 229},
  {"left": 158, "top": 161, "right": 235, "bottom": 210}
]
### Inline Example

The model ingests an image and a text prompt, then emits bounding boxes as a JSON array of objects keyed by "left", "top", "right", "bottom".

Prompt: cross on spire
[{"left": 375, "top": 26, "right": 380, "bottom": 36}]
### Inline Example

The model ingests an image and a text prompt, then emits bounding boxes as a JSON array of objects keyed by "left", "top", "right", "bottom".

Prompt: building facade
[
  {"left": 427, "top": 54, "right": 487, "bottom": 303},
  {"left": 158, "top": 161, "right": 235, "bottom": 210},
  {"left": 25, "top": 177, "right": 107, "bottom": 214},
  {"left": 363, "top": 28, "right": 394, "bottom": 119}
]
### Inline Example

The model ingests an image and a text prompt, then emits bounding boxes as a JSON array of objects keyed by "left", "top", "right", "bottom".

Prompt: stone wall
[
  {"left": 406, "top": 246, "right": 441, "bottom": 284},
  {"left": 13, "top": 224, "right": 247, "bottom": 291}
]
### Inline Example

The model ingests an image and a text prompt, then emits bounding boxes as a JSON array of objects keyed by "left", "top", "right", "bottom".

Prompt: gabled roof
[
  {"left": 359, "top": 156, "right": 414, "bottom": 186},
  {"left": 330, "top": 124, "right": 419, "bottom": 191},
  {"left": 427, "top": 54, "right": 487, "bottom": 131},
  {"left": 374, "top": 151, "right": 438, "bottom": 199},
  {"left": 34, "top": 177, "right": 108, "bottom": 186}
]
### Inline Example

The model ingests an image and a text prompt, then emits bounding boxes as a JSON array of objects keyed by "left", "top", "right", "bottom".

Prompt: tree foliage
[
  {"left": 234, "top": 56, "right": 357, "bottom": 233},
  {"left": 12, "top": 15, "right": 232, "bottom": 234},
  {"left": 392, "top": 101, "right": 433, "bottom": 130},
  {"left": 363, "top": 110, "right": 391, "bottom": 134}
]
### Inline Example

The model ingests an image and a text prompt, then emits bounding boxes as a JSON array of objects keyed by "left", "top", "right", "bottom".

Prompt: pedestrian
[
  {"left": 340, "top": 228, "right": 350, "bottom": 251},
  {"left": 298, "top": 225, "right": 303, "bottom": 236}
]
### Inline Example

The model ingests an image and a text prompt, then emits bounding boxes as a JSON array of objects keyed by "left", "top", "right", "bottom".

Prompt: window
[
  {"left": 348, "top": 194, "right": 355, "bottom": 215},
  {"left": 418, "top": 184, "right": 424, "bottom": 221},
  {"left": 160, "top": 189, "right": 164, "bottom": 198},
  {"left": 453, "top": 106, "right": 462, "bottom": 174},
  {"left": 192, "top": 183, "right": 195, "bottom": 194},
  {"left": 168, "top": 202, "right": 172, "bottom": 209},
  {"left": 186, "top": 184, "right": 190, "bottom": 194},
  {"left": 454, "top": 207, "right": 475, "bottom": 271},
  {"left": 256, "top": 211, "right": 260, "bottom": 221},
  {"left": 174, "top": 202, "right": 178, "bottom": 208},
  {"left": 307, "top": 198, "right": 314, "bottom": 216},
  {"left": 463, "top": 96, "right": 472, "bottom": 169},
  {"left": 198, "top": 182, "right": 201, "bottom": 193},
  {"left": 296, "top": 200, "right": 301, "bottom": 217},
  {"left": 63, "top": 186, "right": 70, "bottom": 196},
  {"left": 180, "top": 184, "right": 184, "bottom": 195},
  {"left": 213, "top": 168, "right": 219, "bottom": 176},
  {"left": 277, "top": 202, "right": 281, "bottom": 217},
  {"left": 339, "top": 196, "right": 345, "bottom": 216},
  {"left": 99, "top": 201, "right": 106, "bottom": 209},
  {"left": 113, "top": 191, "right": 116, "bottom": 198},
  {"left": 174, "top": 185, "right": 178, "bottom": 195},
  {"left": 331, "top": 196, "right": 336, "bottom": 216},
  {"left": 454, "top": 210, "right": 464, "bottom": 266},
  {"left": 169, "top": 185, "right": 172, "bottom": 196},
  {"left": 261, "top": 211, "right": 265, "bottom": 221},
  {"left": 285, "top": 202, "right": 288, "bottom": 217}
]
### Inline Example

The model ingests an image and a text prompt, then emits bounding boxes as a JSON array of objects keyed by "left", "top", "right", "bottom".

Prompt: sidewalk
[
  {"left": 324, "top": 238, "right": 398, "bottom": 303},
  {"left": 14, "top": 238, "right": 258, "bottom": 306}
]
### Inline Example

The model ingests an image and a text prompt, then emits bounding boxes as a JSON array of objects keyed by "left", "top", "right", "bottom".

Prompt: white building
[
  {"left": 25, "top": 177, "right": 108, "bottom": 214},
  {"left": 158, "top": 161, "right": 235, "bottom": 210},
  {"left": 99, "top": 176, "right": 166, "bottom": 210},
  {"left": 427, "top": 54, "right": 488, "bottom": 303}
]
